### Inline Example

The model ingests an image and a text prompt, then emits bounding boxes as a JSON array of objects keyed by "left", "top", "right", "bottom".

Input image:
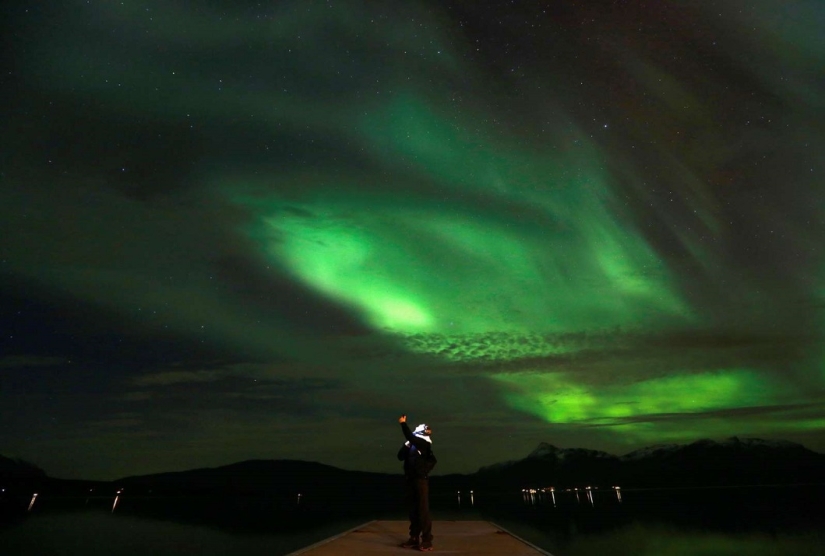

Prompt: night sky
[{"left": 2, "top": 1, "right": 824, "bottom": 481}]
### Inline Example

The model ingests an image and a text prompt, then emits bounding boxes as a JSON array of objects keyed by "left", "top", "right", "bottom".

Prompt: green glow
[
  {"left": 241, "top": 188, "right": 690, "bottom": 338},
  {"left": 20, "top": 0, "right": 702, "bottom": 364},
  {"left": 261, "top": 210, "right": 433, "bottom": 331},
  {"left": 492, "top": 369, "right": 775, "bottom": 425},
  {"left": 234, "top": 93, "right": 691, "bottom": 339},
  {"left": 489, "top": 366, "right": 825, "bottom": 445},
  {"left": 5, "top": 0, "right": 825, "bottom": 468},
  {"left": 359, "top": 94, "right": 520, "bottom": 192}
]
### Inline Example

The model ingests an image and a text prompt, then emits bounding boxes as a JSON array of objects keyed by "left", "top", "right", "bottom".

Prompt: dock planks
[{"left": 286, "top": 520, "right": 554, "bottom": 555}]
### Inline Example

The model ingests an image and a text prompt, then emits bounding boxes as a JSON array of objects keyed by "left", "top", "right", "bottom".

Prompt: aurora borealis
[{"left": 2, "top": 1, "right": 824, "bottom": 480}]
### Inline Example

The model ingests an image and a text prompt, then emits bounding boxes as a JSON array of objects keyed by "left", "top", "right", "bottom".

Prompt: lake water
[
  {"left": 2, "top": 484, "right": 823, "bottom": 555},
  {"left": 487, "top": 484, "right": 825, "bottom": 556}
]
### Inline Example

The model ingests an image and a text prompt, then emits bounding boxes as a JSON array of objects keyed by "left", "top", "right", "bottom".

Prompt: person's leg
[
  {"left": 418, "top": 478, "right": 433, "bottom": 549},
  {"left": 406, "top": 478, "right": 421, "bottom": 542}
]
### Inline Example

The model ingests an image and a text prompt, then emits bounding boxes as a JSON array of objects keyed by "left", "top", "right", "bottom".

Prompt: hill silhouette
[
  {"left": 474, "top": 437, "right": 825, "bottom": 488},
  {"left": 102, "top": 436, "right": 825, "bottom": 496},
  {"left": 0, "top": 455, "right": 46, "bottom": 480},
  {"left": 3, "top": 436, "right": 823, "bottom": 499}
]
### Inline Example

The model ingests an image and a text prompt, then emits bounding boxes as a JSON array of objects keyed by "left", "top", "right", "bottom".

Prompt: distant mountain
[
  {"left": 4, "top": 437, "right": 822, "bottom": 498},
  {"left": 116, "top": 459, "right": 402, "bottom": 501},
  {"left": 476, "top": 443, "right": 621, "bottom": 488},
  {"left": 621, "top": 437, "right": 810, "bottom": 461},
  {"left": 110, "top": 437, "right": 825, "bottom": 497},
  {"left": 0, "top": 454, "right": 46, "bottom": 479},
  {"left": 617, "top": 437, "right": 825, "bottom": 487},
  {"left": 476, "top": 437, "right": 825, "bottom": 488}
]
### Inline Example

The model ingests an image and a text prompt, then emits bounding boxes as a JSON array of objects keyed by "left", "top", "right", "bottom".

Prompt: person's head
[{"left": 414, "top": 423, "right": 432, "bottom": 437}]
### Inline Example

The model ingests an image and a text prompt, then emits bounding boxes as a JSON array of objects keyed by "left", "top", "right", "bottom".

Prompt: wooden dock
[{"left": 286, "top": 520, "right": 554, "bottom": 555}]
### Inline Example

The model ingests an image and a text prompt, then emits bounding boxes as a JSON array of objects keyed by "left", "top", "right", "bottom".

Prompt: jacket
[{"left": 397, "top": 422, "right": 437, "bottom": 479}]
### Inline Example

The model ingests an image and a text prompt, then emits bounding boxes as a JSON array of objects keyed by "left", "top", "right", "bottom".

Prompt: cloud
[
  {"left": 0, "top": 355, "right": 68, "bottom": 369},
  {"left": 131, "top": 370, "right": 227, "bottom": 386},
  {"left": 128, "top": 363, "right": 261, "bottom": 388},
  {"left": 437, "top": 328, "right": 817, "bottom": 382},
  {"left": 87, "top": 414, "right": 144, "bottom": 429},
  {"left": 122, "top": 391, "right": 153, "bottom": 402},
  {"left": 129, "top": 361, "right": 342, "bottom": 387},
  {"left": 123, "top": 361, "right": 344, "bottom": 420}
]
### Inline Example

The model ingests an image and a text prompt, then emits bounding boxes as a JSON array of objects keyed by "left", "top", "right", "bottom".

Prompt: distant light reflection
[
  {"left": 112, "top": 489, "right": 123, "bottom": 513},
  {"left": 522, "top": 485, "right": 620, "bottom": 507}
]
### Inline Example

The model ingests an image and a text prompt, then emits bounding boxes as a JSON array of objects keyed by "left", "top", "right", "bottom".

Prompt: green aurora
[{"left": 1, "top": 0, "right": 824, "bottom": 478}]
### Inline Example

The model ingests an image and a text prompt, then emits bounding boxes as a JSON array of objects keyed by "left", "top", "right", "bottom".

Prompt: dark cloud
[
  {"left": 212, "top": 255, "right": 372, "bottom": 336},
  {"left": 412, "top": 329, "right": 816, "bottom": 383},
  {"left": 0, "top": 355, "right": 68, "bottom": 369}
]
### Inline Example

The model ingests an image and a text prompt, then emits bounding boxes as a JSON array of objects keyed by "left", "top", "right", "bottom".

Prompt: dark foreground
[
  {"left": 2, "top": 484, "right": 824, "bottom": 555},
  {"left": 286, "top": 521, "right": 551, "bottom": 555}
]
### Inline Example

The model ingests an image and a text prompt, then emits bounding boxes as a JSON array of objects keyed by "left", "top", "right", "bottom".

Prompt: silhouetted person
[{"left": 397, "top": 413, "right": 436, "bottom": 551}]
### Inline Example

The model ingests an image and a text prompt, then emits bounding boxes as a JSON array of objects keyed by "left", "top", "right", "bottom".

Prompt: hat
[
  {"left": 412, "top": 423, "right": 432, "bottom": 443},
  {"left": 413, "top": 423, "right": 430, "bottom": 435}
]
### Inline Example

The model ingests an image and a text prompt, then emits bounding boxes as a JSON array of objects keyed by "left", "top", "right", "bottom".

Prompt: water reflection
[
  {"left": 456, "top": 490, "right": 474, "bottom": 507},
  {"left": 555, "top": 522, "right": 824, "bottom": 556},
  {"left": 2, "top": 512, "right": 371, "bottom": 556},
  {"left": 3, "top": 484, "right": 824, "bottom": 556},
  {"left": 27, "top": 492, "right": 38, "bottom": 512},
  {"left": 111, "top": 489, "right": 123, "bottom": 513},
  {"left": 521, "top": 487, "right": 558, "bottom": 508},
  {"left": 522, "top": 485, "right": 615, "bottom": 508}
]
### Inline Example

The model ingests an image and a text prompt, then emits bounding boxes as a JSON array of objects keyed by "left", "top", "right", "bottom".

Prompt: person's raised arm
[{"left": 399, "top": 413, "right": 415, "bottom": 442}]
